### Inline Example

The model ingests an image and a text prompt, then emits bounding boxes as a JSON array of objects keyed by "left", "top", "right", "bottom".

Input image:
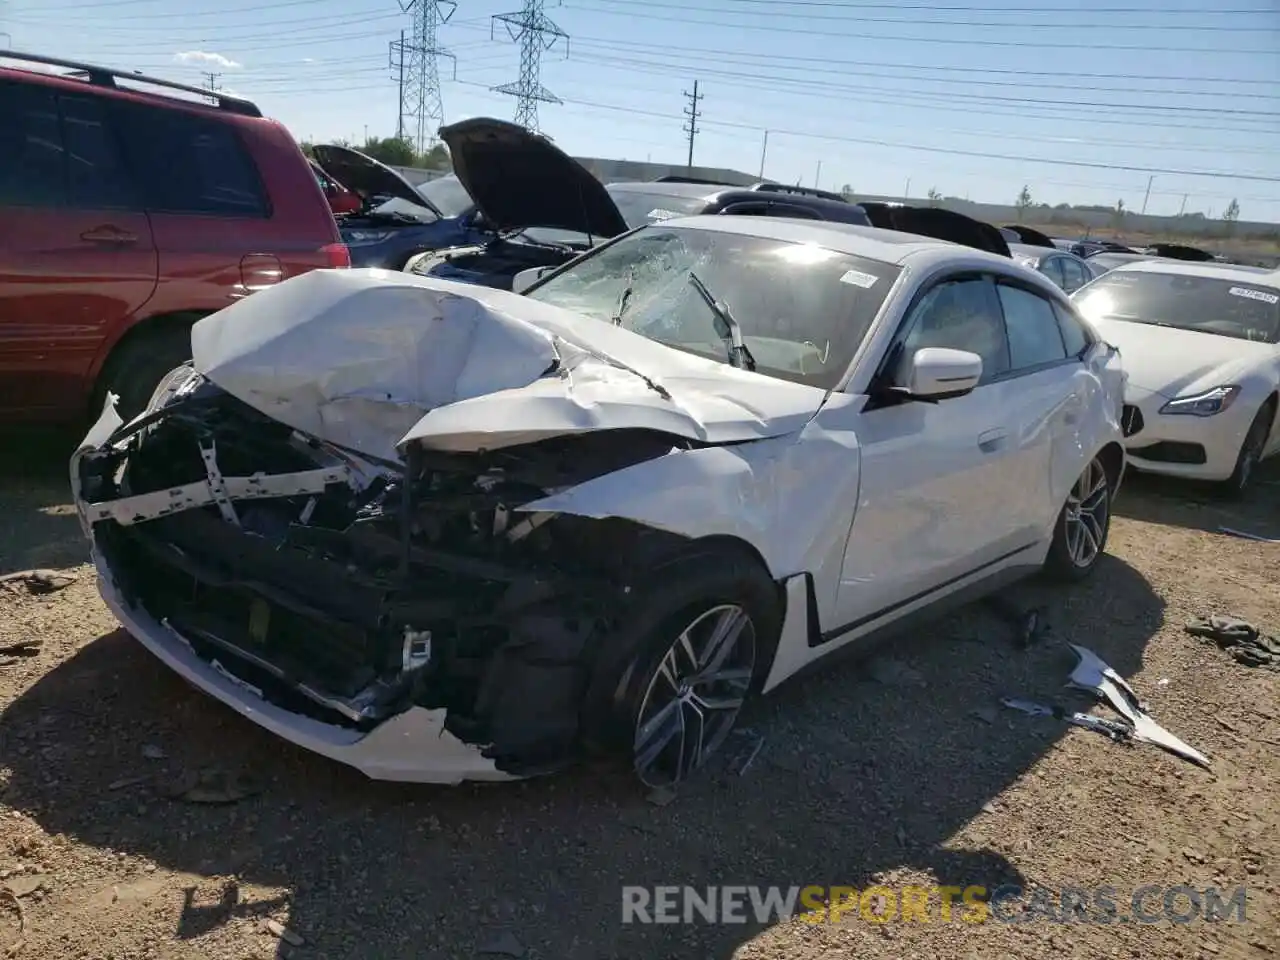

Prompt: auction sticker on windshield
[
  {"left": 647, "top": 209, "right": 684, "bottom": 222},
  {"left": 1228, "top": 286, "right": 1279, "bottom": 305},
  {"left": 839, "top": 269, "right": 880, "bottom": 289}
]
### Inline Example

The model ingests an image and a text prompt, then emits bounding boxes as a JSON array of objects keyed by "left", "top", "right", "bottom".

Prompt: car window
[
  {"left": 1039, "top": 256, "right": 1067, "bottom": 288},
  {"left": 605, "top": 187, "right": 714, "bottom": 228},
  {"left": 1059, "top": 257, "right": 1089, "bottom": 293},
  {"left": 1053, "top": 302, "right": 1091, "bottom": 357},
  {"left": 524, "top": 224, "right": 902, "bottom": 390},
  {"left": 59, "top": 95, "right": 136, "bottom": 210},
  {"left": 0, "top": 80, "right": 66, "bottom": 207},
  {"left": 996, "top": 283, "right": 1068, "bottom": 370},
  {"left": 1074, "top": 270, "right": 1280, "bottom": 343},
  {"left": 899, "top": 277, "right": 1009, "bottom": 382},
  {"left": 112, "top": 102, "right": 268, "bottom": 217}
]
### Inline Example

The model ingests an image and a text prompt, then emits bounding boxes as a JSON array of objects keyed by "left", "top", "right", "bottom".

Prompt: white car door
[
  {"left": 991, "top": 279, "right": 1089, "bottom": 536},
  {"left": 832, "top": 273, "right": 1033, "bottom": 632}
]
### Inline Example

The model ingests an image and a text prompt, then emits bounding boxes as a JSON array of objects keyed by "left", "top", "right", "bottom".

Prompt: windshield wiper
[
  {"left": 611, "top": 270, "right": 636, "bottom": 326},
  {"left": 687, "top": 271, "right": 756, "bottom": 371}
]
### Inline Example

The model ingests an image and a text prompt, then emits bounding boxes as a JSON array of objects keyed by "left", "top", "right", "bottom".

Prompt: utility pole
[
  {"left": 904, "top": 176, "right": 911, "bottom": 199},
  {"left": 814, "top": 159, "right": 822, "bottom": 189},
  {"left": 1140, "top": 174, "right": 1154, "bottom": 215},
  {"left": 758, "top": 129, "right": 769, "bottom": 179},
  {"left": 682, "top": 80, "right": 702, "bottom": 169},
  {"left": 492, "top": 0, "right": 567, "bottom": 132},
  {"left": 202, "top": 71, "right": 221, "bottom": 92},
  {"left": 1178, "top": 194, "right": 1188, "bottom": 216},
  {"left": 394, "top": 0, "right": 458, "bottom": 154}
]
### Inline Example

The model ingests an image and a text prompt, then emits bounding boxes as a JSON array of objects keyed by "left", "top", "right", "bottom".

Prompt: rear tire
[
  {"left": 1220, "top": 400, "right": 1275, "bottom": 498},
  {"left": 94, "top": 324, "right": 194, "bottom": 423},
  {"left": 1044, "top": 454, "right": 1113, "bottom": 582}
]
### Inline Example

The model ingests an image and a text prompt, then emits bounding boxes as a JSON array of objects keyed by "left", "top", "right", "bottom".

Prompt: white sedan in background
[
  {"left": 1073, "top": 260, "right": 1280, "bottom": 493},
  {"left": 73, "top": 217, "right": 1127, "bottom": 788}
]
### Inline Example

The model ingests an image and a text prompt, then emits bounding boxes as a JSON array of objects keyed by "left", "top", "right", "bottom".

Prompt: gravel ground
[{"left": 1, "top": 431, "right": 1276, "bottom": 960}]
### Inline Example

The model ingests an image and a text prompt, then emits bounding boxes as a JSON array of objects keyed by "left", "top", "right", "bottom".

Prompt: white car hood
[
  {"left": 190, "top": 268, "right": 828, "bottom": 460},
  {"left": 1090, "top": 318, "right": 1274, "bottom": 399}
]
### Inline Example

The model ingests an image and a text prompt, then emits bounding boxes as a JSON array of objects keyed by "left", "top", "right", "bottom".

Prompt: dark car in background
[
  {"left": 0, "top": 50, "right": 348, "bottom": 424},
  {"left": 310, "top": 145, "right": 488, "bottom": 269},
  {"left": 604, "top": 178, "right": 873, "bottom": 229}
]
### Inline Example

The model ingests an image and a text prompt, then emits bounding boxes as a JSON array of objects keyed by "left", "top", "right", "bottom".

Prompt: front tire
[
  {"left": 1221, "top": 400, "right": 1275, "bottom": 498},
  {"left": 1045, "top": 454, "right": 1112, "bottom": 582},
  {"left": 585, "top": 548, "right": 781, "bottom": 790}
]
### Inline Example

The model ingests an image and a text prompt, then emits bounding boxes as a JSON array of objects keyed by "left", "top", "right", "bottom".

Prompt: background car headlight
[
  {"left": 1159, "top": 385, "right": 1241, "bottom": 417},
  {"left": 344, "top": 230, "right": 395, "bottom": 246}
]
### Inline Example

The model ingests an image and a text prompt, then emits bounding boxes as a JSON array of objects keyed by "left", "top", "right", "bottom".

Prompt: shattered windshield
[
  {"left": 1074, "top": 271, "right": 1280, "bottom": 343},
  {"left": 605, "top": 187, "right": 715, "bottom": 227},
  {"left": 524, "top": 224, "right": 902, "bottom": 389}
]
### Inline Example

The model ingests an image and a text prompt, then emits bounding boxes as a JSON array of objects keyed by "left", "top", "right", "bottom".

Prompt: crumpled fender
[{"left": 517, "top": 398, "right": 864, "bottom": 599}]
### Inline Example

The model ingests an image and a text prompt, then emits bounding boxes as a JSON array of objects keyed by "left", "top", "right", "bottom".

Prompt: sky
[{"left": 3, "top": 0, "right": 1278, "bottom": 222}]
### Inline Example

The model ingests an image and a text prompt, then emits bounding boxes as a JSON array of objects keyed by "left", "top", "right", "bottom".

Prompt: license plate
[{"left": 248, "top": 598, "right": 270, "bottom": 645}]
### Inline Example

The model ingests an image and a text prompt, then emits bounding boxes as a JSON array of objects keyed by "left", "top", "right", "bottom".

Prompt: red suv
[{"left": 0, "top": 51, "right": 350, "bottom": 424}]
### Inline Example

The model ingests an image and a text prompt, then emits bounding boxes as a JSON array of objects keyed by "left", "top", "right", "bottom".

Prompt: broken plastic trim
[{"left": 1066, "top": 644, "right": 1210, "bottom": 769}]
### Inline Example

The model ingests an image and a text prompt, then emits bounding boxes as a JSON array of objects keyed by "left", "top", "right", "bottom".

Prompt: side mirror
[
  {"left": 512, "top": 266, "right": 553, "bottom": 294},
  {"left": 894, "top": 347, "right": 983, "bottom": 401}
]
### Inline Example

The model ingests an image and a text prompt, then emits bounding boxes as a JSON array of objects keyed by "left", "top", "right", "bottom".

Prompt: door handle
[
  {"left": 978, "top": 428, "right": 1008, "bottom": 453},
  {"left": 80, "top": 225, "right": 138, "bottom": 244}
]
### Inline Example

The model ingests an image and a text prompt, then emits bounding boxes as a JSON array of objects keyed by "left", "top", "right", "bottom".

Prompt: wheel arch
[
  {"left": 1096, "top": 439, "right": 1126, "bottom": 490},
  {"left": 88, "top": 310, "right": 209, "bottom": 415}
]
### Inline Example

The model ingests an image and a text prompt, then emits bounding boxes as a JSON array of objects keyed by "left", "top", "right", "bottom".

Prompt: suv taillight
[{"left": 321, "top": 242, "right": 351, "bottom": 269}]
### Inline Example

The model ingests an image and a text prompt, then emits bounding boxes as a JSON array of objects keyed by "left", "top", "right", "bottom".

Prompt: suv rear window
[{"left": 113, "top": 101, "right": 268, "bottom": 217}]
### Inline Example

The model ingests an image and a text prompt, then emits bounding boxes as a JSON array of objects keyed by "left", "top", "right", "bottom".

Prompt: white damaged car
[{"left": 72, "top": 216, "right": 1127, "bottom": 787}]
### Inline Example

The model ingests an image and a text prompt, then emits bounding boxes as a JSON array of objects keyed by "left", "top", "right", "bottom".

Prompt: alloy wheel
[
  {"left": 1235, "top": 420, "right": 1267, "bottom": 491},
  {"left": 632, "top": 604, "right": 756, "bottom": 789},
  {"left": 1063, "top": 458, "right": 1110, "bottom": 569}
]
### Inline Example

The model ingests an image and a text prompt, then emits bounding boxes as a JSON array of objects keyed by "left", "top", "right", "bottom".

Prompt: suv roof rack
[
  {"left": 749, "top": 182, "right": 849, "bottom": 203},
  {"left": 652, "top": 175, "right": 734, "bottom": 186},
  {"left": 1, "top": 50, "right": 263, "bottom": 118}
]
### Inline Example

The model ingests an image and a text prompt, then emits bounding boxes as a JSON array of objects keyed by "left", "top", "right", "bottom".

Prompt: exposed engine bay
[
  {"left": 411, "top": 235, "right": 593, "bottom": 291},
  {"left": 77, "top": 371, "right": 696, "bottom": 776}
]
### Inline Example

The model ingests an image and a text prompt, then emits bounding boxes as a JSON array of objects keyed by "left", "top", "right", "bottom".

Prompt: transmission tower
[
  {"left": 392, "top": 0, "right": 457, "bottom": 153},
  {"left": 491, "top": 0, "right": 567, "bottom": 132},
  {"left": 203, "top": 71, "right": 222, "bottom": 93},
  {"left": 682, "top": 80, "right": 702, "bottom": 168}
]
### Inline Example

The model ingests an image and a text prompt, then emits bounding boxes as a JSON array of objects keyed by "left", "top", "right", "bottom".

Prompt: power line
[
  {"left": 490, "top": 0, "right": 567, "bottom": 130},
  {"left": 698, "top": 0, "right": 1275, "bottom": 11},
  {"left": 444, "top": 20, "right": 1280, "bottom": 85},
  {"left": 450, "top": 82, "right": 1280, "bottom": 183},
  {"left": 560, "top": 3, "right": 1278, "bottom": 52},
  {"left": 682, "top": 79, "right": 702, "bottom": 167},
  {"left": 557, "top": 47, "right": 1280, "bottom": 131},
  {"left": 585, "top": 0, "right": 1279, "bottom": 30}
]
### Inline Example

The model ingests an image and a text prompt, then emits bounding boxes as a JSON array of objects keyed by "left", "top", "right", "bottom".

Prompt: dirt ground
[{"left": 1, "top": 431, "right": 1276, "bottom": 960}]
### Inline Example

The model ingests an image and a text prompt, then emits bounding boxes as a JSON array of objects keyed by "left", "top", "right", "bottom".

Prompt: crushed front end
[{"left": 74, "top": 368, "right": 691, "bottom": 782}]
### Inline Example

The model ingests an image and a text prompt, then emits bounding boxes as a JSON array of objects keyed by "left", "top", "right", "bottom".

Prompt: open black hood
[
  {"left": 1001, "top": 224, "right": 1056, "bottom": 249},
  {"left": 438, "top": 117, "right": 628, "bottom": 238},
  {"left": 311, "top": 144, "right": 441, "bottom": 215},
  {"left": 860, "top": 202, "right": 1011, "bottom": 257}
]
